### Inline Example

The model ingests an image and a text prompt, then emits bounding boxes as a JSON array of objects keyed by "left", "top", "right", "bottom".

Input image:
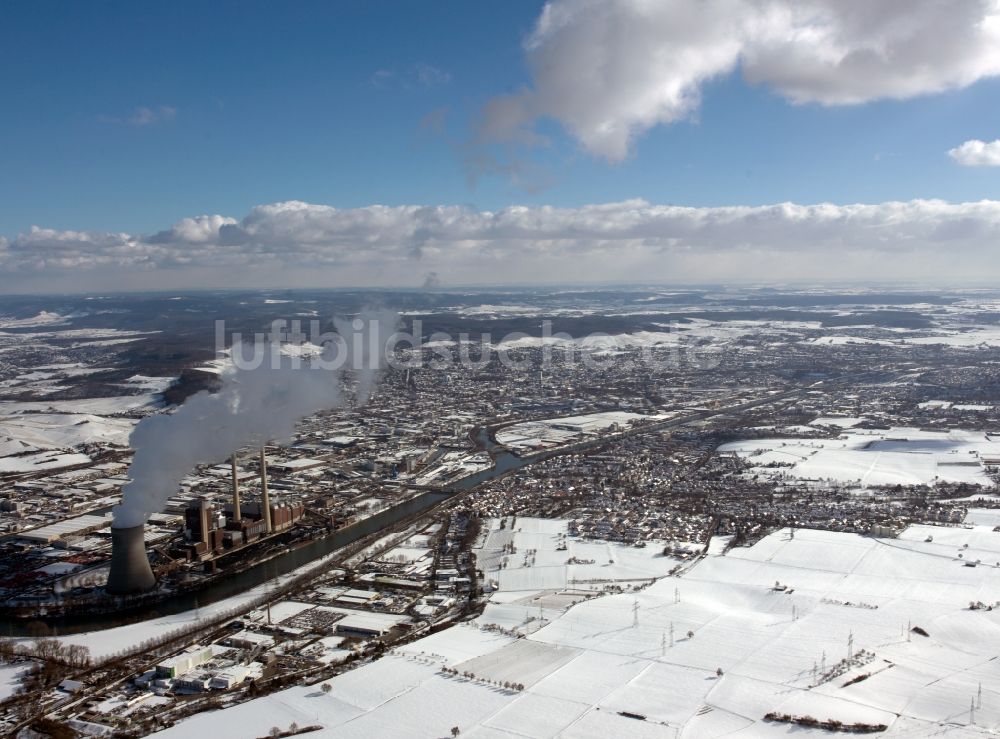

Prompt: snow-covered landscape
[
  {"left": 719, "top": 428, "right": 1000, "bottom": 488},
  {"left": 154, "top": 514, "right": 1000, "bottom": 737},
  {"left": 2, "top": 290, "right": 1000, "bottom": 737}
]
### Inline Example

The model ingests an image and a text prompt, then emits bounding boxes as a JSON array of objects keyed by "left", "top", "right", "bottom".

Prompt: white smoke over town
[
  {"left": 112, "top": 310, "right": 397, "bottom": 528},
  {"left": 334, "top": 309, "right": 399, "bottom": 406}
]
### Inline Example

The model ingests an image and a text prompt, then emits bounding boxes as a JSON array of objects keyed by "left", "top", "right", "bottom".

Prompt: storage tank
[{"left": 106, "top": 525, "right": 156, "bottom": 594}]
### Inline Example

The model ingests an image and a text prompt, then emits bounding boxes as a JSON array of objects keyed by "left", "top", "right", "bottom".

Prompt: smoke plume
[
  {"left": 334, "top": 308, "right": 398, "bottom": 406},
  {"left": 113, "top": 310, "right": 397, "bottom": 528}
]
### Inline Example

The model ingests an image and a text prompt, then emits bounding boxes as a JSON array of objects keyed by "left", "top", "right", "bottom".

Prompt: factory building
[
  {"left": 268, "top": 457, "right": 326, "bottom": 473},
  {"left": 18, "top": 514, "right": 111, "bottom": 545},
  {"left": 226, "top": 630, "right": 275, "bottom": 650},
  {"left": 208, "top": 665, "right": 251, "bottom": 690},
  {"left": 155, "top": 645, "right": 214, "bottom": 679}
]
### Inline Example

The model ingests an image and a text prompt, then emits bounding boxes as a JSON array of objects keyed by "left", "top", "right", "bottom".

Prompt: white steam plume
[
  {"left": 113, "top": 310, "right": 397, "bottom": 528},
  {"left": 335, "top": 308, "right": 398, "bottom": 405}
]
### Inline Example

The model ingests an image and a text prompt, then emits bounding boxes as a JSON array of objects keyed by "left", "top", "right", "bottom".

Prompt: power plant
[
  {"left": 181, "top": 448, "right": 302, "bottom": 560},
  {"left": 106, "top": 525, "right": 157, "bottom": 595},
  {"left": 59, "top": 446, "right": 308, "bottom": 611}
]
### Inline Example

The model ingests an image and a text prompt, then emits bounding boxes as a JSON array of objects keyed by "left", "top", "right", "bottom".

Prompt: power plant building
[
  {"left": 109, "top": 448, "right": 307, "bottom": 590},
  {"left": 183, "top": 498, "right": 303, "bottom": 559}
]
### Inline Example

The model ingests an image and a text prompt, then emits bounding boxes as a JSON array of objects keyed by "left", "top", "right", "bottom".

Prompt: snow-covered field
[
  {"left": 0, "top": 311, "right": 71, "bottom": 329},
  {"left": 0, "top": 412, "right": 136, "bottom": 451},
  {"left": 477, "top": 517, "right": 684, "bottom": 592},
  {"left": 0, "top": 312, "right": 168, "bottom": 466},
  {"left": 496, "top": 411, "right": 661, "bottom": 451},
  {"left": 719, "top": 427, "right": 1000, "bottom": 487},
  {"left": 0, "top": 662, "right": 31, "bottom": 701},
  {"left": 809, "top": 324, "right": 1000, "bottom": 349},
  {"left": 151, "top": 503, "right": 1000, "bottom": 738},
  {"left": 0, "top": 393, "right": 161, "bottom": 469},
  {"left": 490, "top": 318, "right": 824, "bottom": 352},
  {"left": 0, "top": 450, "right": 91, "bottom": 473},
  {"left": 156, "top": 520, "right": 1000, "bottom": 737}
]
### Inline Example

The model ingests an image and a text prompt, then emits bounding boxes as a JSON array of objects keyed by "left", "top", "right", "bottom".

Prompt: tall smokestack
[
  {"left": 113, "top": 310, "right": 396, "bottom": 531},
  {"left": 259, "top": 447, "right": 272, "bottom": 533},
  {"left": 199, "top": 499, "right": 210, "bottom": 542},
  {"left": 231, "top": 454, "right": 242, "bottom": 522},
  {"left": 106, "top": 525, "right": 156, "bottom": 594}
]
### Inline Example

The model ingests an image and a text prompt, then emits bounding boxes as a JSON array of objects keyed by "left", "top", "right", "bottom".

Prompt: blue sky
[
  {"left": 1, "top": 0, "right": 999, "bottom": 289},
  {"left": 0, "top": 1, "right": 535, "bottom": 234},
  {"left": 3, "top": 0, "right": 998, "bottom": 237}
]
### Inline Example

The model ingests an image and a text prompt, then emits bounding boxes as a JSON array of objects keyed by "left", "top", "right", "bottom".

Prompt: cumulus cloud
[
  {"left": 3, "top": 198, "right": 1000, "bottom": 288},
  {"left": 482, "top": 0, "right": 1000, "bottom": 161},
  {"left": 949, "top": 139, "right": 1000, "bottom": 166},
  {"left": 1, "top": 226, "right": 156, "bottom": 270},
  {"left": 148, "top": 215, "right": 238, "bottom": 244}
]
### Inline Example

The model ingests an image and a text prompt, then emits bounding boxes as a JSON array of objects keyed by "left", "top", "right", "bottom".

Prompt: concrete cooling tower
[{"left": 106, "top": 525, "right": 156, "bottom": 594}]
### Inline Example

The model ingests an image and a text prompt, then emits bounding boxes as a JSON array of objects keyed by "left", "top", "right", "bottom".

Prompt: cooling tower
[{"left": 106, "top": 525, "right": 156, "bottom": 595}]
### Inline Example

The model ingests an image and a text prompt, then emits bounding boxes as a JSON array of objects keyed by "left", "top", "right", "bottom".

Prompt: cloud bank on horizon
[
  {"left": 3, "top": 198, "right": 1000, "bottom": 289},
  {"left": 480, "top": 0, "right": 1000, "bottom": 161}
]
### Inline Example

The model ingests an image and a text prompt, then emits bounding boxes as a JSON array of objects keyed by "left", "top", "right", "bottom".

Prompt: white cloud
[
  {"left": 2, "top": 226, "right": 153, "bottom": 270},
  {"left": 129, "top": 105, "right": 177, "bottom": 125},
  {"left": 101, "top": 105, "right": 177, "bottom": 126},
  {"left": 149, "top": 215, "right": 238, "bottom": 244},
  {"left": 3, "top": 198, "right": 1000, "bottom": 289},
  {"left": 370, "top": 63, "right": 451, "bottom": 89},
  {"left": 369, "top": 69, "right": 395, "bottom": 87},
  {"left": 482, "top": 0, "right": 1000, "bottom": 161},
  {"left": 949, "top": 139, "right": 1000, "bottom": 166},
  {"left": 414, "top": 63, "right": 451, "bottom": 88}
]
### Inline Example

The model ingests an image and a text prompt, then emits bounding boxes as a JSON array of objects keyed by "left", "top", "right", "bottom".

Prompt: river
[
  {"left": 1, "top": 490, "right": 453, "bottom": 637},
  {"left": 2, "top": 421, "right": 652, "bottom": 636}
]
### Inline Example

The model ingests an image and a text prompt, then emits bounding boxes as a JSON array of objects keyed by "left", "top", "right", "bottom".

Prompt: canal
[
  {"left": 2, "top": 490, "right": 453, "bottom": 637},
  {"left": 2, "top": 422, "right": 630, "bottom": 636}
]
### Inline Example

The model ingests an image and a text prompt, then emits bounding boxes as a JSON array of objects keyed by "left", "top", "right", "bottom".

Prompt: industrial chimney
[
  {"left": 106, "top": 525, "right": 156, "bottom": 594},
  {"left": 231, "top": 454, "right": 242, "bottom": 522},
  {"left": 259, "top": 447, "right": 272, "bottom": 533}
]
